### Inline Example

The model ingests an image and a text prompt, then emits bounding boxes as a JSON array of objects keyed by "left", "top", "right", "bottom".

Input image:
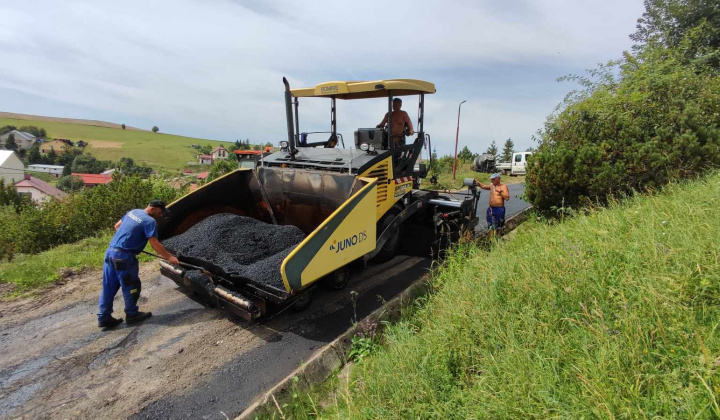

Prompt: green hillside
[{"left": 0, "top": 116, "right": 227, "bottom": 170}]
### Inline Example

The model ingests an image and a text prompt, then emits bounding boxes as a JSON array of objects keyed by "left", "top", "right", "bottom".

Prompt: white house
[
  {"left": 0, "top": 150, "right": 24, "bottom": 185},
  {"left": 28, "top": 164, "right": 65, "bottom": 177},
  {"left": 0, "top": 130, "right": 37, "bottom": 150},
  {"left": 15, "top": 174, "right": 67, "bottom": 203},
  {"left": 198, "top": 154, "right": 214, "bottom": 165},
  {"left": 211, "top": 146, "right": 228, "bottom": 160}
]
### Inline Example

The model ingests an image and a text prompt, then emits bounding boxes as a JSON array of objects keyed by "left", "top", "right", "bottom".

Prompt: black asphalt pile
[{"left": 163, "top": 213, "right": 306, "bottom": 289}]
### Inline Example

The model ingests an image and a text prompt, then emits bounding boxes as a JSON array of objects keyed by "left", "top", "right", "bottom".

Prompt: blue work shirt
[{"left": 109, "top": 209, "right": 158, "bottom": 254}]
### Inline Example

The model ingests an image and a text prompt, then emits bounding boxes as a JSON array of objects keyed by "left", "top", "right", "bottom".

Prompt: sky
[{"left": 0, "top": 0, "right": 645, "bottom": 156}]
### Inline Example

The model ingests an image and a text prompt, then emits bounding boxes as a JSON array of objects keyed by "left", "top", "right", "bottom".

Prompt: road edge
[{"left": 236, "top": 207, "right": 532, "bottom": 419}]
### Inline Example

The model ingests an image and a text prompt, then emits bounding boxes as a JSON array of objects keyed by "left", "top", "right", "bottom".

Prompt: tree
[
  {"left": 152, "top": 126, "right": 159, "bottom": 133},
  {"left": 457, "top": 146, "right": 474, "bottom": 163},
  {"left": 0, "top": 125, "right": 17, "bottom": 136},
  {"left": 4, "top": 134, "right": 17, "bottom": 151},
  {"left": 0, "top": 179, "right": 27, "bottom": 211},
  {"left": 56, "top": 175, "right": 85, "bottom": 193},
  {"left": 121, "top": 123, "right": 126, "bottom": 130},
  {"left": 502, "top": 138, "right": 515, "bottom": 162},
  {"left": 71, "top": 154, "right": 108, "bottom": 174},
  {"left": 46, "top": 148, "right": 57, "bottom": 164},
  {"left": 204, "top": 159, "right": 237, "bottom": 183},
  {"left": 18, "top": 126, "right": 46, "bottom": 138},
  {"left": 27, "top": 146, "right": 41, "bottom": 164},
  {"left": 62, "top": 164, "right": 71, "bottom": 176},
  {"left": 486, "top": 140, "right": 499, "bottom": 158},
  {"left": 199, "top": 145, "right": 213, "bottom": 155}
]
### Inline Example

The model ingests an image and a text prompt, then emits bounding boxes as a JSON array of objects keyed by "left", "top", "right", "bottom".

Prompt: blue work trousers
[{"left": 98, "top": 248, "right": 141, "bottom": 322}]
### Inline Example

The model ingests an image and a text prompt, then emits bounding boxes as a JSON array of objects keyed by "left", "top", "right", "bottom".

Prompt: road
[{"left": 0, "top": 184, "right": 529, "bottom": 420}]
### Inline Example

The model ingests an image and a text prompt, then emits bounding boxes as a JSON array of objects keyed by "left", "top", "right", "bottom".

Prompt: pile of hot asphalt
[{"left": 162, "top": 213, "right": 306, "bottom": 289}]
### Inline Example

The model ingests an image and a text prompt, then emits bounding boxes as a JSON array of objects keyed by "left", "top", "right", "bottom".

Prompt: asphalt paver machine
[{"left": 158, "top": 78, "right": 480, "bottom": 320}]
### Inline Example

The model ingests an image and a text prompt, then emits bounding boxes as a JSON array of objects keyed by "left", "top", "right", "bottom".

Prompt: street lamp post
[{"left": 452, "top": 100, "right": 467, "bottom": 180}]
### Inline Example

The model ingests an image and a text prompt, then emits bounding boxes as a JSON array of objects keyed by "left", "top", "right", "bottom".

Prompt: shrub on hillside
[
  {"left": 527, "top": 43, "right": 720, "bottom": 215},
  {"left": 0, "top": 175, "right": 181, "bottom": 260}
]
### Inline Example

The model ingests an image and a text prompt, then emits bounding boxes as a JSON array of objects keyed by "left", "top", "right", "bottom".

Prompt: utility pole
[{"left": 452, "top": 100, "right": 466, "bottom": 180}]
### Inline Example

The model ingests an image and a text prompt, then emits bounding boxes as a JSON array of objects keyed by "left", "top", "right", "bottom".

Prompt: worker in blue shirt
[{"left": 98, "top": 200, "right": 180, "bottom": 329}]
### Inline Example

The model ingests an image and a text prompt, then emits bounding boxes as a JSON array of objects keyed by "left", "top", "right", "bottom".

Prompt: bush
[
  {"left": 56, "top": 175, "right": 85, "bottom": 192},
  {"left": 0, "top": 175, "right": 182, "bottom": 260},
  {"left": 527, "top": 44, "right": 720, "bottom": 215}
]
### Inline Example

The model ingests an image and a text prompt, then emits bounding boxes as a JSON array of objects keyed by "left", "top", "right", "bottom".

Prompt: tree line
[{"left": 526, "top": 0, "right": 720, "bottom": 216}]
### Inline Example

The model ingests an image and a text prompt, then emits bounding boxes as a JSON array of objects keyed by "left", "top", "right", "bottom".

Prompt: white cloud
[{"left": 0, "top": 0, "right": 645, "bottom": 155}]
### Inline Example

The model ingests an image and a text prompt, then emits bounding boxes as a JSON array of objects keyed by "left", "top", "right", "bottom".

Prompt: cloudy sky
[{"left": 0, "top": 0, "right": 645, "bottom": 155}]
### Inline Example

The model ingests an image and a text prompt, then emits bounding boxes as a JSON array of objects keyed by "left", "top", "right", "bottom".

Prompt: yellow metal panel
[
  {"left": 280, "top": 177, "right": 377, "bottom": 290},
  {"left": 291, "top": 79, "right": 436, "bottom": 99}
]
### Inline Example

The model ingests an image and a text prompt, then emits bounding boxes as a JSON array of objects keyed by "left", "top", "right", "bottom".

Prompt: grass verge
[
  {"left": 0, "top": 230, "right": 153, "bottom": 298},
  {"left": 284, "top": 172, "right": 720, "bottom": 418}
]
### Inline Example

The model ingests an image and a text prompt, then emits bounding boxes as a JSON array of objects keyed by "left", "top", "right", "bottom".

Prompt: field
[
  {"left": 1, "top": 115, "right": 227, "bottom": 170},
  {"left": 282, "top": 172, "right": 720, "bottom": 419}
]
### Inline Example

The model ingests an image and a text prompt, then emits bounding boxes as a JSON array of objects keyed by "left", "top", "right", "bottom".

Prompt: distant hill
[
  {"left": 0, "top": 113, "right": 228, "bottom": 170},
  {"left": 0, "top": 112, "right": 146, "bottom": 131}
]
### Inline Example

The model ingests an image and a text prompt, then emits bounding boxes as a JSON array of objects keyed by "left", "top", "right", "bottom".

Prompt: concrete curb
[{"left": 236, "top": 207, "right": 532, "bottom": 419}]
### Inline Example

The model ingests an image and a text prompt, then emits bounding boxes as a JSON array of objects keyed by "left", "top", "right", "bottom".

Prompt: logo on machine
[
  {"left": 329, "top": 230, "right": 367, "bottom": 254},
  {"left": 320, "top": 85, "right": 339, "bottom": 94}
]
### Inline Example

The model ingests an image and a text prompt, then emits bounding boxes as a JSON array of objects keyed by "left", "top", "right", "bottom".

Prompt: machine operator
[
  {"left": 377, "top": 98, "right": 414, "bottom": 148},
  {"left": 97, "top": 200, "right": 180, "bottom": 329}
]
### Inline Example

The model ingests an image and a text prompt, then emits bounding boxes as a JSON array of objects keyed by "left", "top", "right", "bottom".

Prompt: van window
[{"left": 515, "top": 154, "right": 523, "bottom": 163}]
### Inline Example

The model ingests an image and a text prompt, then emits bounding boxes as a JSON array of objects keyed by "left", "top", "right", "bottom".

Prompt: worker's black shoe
[
  {"left": 126, "top": 311, "right": 152, "bottom": 325},
  {"left": 98, "top": 317, "right": 123, "bottom": 329}
]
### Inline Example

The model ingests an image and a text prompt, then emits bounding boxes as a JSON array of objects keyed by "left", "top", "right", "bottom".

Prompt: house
[
  {"left": 15, "top": 174, "right": 67, "bottom": 203},
  {"left": 211, "top": 146, "right": 228, "bottom": 160},
  {"left": 39, "top": 139, "right": 72, "bottom": 154},
  {"left": 0, "top": 130, "right": 37, "bottom": 150},
  {"left": 0, "top": 150, "right": 24, "bottom": 185},
  {"left": 28, "top": 164, "right": 65, "bottom": 177},
  {"left": 197, "top": 171, "right": 209, "bottom": 181},
  {"left": 72, "top": 173, "right": 113, "bottom": 187},
  {"left": 198, "top": 154, "right": 214, "bottom": 165}
]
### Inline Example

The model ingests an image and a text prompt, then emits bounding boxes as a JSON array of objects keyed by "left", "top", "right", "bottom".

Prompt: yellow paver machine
[{"left": 158, "top": 78, "right": 480, "bottom": 320}]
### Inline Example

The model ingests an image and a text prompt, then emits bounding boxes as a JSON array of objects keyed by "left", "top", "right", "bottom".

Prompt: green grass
[
  {"left": 1, "top": 117, "right": 226, "bottom": 170},
  {"left": 0, "top": 230, "right": 153, "bottom": 297},
  {"left": 284, "top": 172, "right": 720, "bottom": 419}
]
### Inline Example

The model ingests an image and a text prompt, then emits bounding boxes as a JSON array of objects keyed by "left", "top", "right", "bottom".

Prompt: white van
[{"left": 495, "top": 152, "right": 531, "bottom": 176}]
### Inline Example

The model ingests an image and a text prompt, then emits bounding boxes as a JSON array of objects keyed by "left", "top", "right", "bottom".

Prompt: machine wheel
[
  {"left": 373, "top": 210, "right": 401, "bottom": 263},
  {"left": 322, "top": 268, "right": 350, "bottom": 290},
  {"left": 292, "top": 291, "right": 312, "bottom": 312}
]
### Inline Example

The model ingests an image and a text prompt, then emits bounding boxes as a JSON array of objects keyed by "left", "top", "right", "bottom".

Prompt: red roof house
[
  {"left": 15, "top": 174, "right": 67, "bottom": 203},
  {"left": 72, "top": 173, "right": 113, "bottom": 187},
  {"left": 197, "top": 171, "right": 209, "bottom": 180}
]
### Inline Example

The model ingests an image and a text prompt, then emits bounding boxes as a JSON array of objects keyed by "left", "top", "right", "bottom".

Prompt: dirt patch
[{"left": 88, "top": 140, "right": 124, "bottom": 149}]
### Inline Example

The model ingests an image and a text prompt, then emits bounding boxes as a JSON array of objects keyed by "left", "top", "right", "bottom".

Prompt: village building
[
  {"left": 211, "top": 146, "right": 228, "bottom": 160},
  {"left": 0, "top": 130, "right": 37, "bottom": 150},
  {"left": 39, "top": 139, "right": 72, "bottom": 154},
  {"left": 198, "top": 154, "right": 214, "bottom": 165},
  {"left": 0, "top": 150, "right": 25, "bottom": 185},
  {"left": 28, "top": 164, "right": 65, "bottom": 177},
  {"left": 72, "top": 173, "right": 113, "bottom": 187},
  {"left": 15, "top": 174, "right": 67, "bottom": 203}
]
